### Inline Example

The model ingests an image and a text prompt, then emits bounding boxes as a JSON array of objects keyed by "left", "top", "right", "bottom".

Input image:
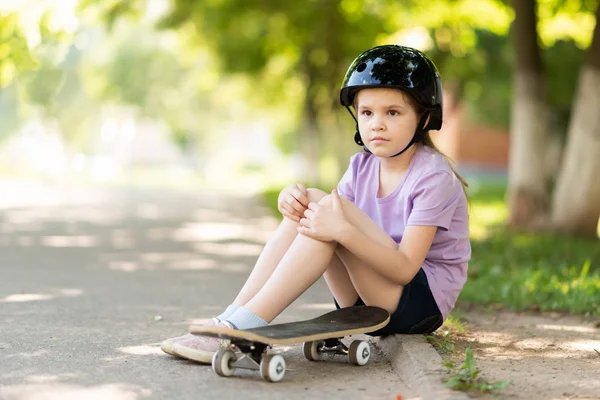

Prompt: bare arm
[{"left": 337, "top": 222, "right": 437, "bottom": 285}]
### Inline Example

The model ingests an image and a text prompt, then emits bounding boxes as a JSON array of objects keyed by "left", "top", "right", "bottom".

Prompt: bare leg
[
  {"left": 333, "top": 196, "right": 404, "bottom": 312},
  {"left": 232, "top": 189, "right": 359, "bottom": 308},
  {"left": 244, "top": 192, "right": 404, "bottom": 323},
  {"left": 232, "top": 217, "right": 302, "bottom": 306},
  {"left": 244, "top": 233, "right": 338, "bottom": 322}
]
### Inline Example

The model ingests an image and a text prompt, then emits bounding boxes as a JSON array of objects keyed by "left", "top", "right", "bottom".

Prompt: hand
[
  {"left": 277, "top": 183, "right": 309, "bottom": 222},
  {"left": 297, "top": 189, "right": 347, "bottom": 242}
]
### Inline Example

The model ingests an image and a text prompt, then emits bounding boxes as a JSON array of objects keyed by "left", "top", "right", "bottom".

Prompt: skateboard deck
[{"left": 189, "top": 305, "right": 390, "bottom": 345}]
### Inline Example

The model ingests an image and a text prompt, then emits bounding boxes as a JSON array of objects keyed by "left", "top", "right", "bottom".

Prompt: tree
[
  {"left": 0, "top": 13, "right": 39, "bottom": 88},
  {"left": 551, "top": 3, "right": 600, "bottom": 237},
  {"left": 507, "top": 0, "right": 550, "bottom": 228},
  {"left": 156, "top": 0, "right": 388, "bottom": 184}
]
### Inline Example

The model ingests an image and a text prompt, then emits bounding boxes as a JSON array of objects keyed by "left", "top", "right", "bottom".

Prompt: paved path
[{"left": 0, "top": 184, "right": 414, "bottom": 400}]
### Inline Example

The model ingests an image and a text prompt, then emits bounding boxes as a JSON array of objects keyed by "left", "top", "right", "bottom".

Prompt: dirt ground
[{"left": 435, "top": 309, "right": 600, "bottom": 399}]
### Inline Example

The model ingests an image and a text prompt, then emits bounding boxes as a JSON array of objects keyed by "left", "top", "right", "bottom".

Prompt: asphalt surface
[{"left": 0, "top": 185, "right": 413, "bottom": 400}]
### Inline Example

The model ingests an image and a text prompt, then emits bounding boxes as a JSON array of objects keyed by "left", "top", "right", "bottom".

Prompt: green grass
[
  {"left": 425, "top": 331, "right": 456, "bottom": 354},
  {"left": 464, "top": 182, "right": 600, "bottom": 316},
  {"left": 443, "top": 347, "right": 511, "bottom": 394},
  {"left": 262, "top": 181, "right": 600, "bottom": 316}
]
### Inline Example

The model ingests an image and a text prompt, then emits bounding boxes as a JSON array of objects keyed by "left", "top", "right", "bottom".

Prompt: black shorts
[{"left": 334, "top": 268, "right": 443, "bottom": 336}]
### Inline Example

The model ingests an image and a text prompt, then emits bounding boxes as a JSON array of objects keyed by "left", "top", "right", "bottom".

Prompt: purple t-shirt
[{"left": 337, "top": 145, "right": 471, "bottom": 320}]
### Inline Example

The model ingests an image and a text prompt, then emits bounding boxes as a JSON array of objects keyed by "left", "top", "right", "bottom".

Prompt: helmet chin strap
[{"left": 345, "top": 106, "right": 430, "bottom": 158}]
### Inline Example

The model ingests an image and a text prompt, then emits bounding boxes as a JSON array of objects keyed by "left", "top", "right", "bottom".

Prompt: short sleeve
[
  {"left": 407, "top": 170, "right": 461, "bottom": 230},
  {"left": 337, "top": 154, "right": 357, "bottom": 202}
]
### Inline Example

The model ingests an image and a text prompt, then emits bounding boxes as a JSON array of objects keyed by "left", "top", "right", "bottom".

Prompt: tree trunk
[
  {"left": 507, "top": 0, "right": 550, "bottom": 228},
  {"left": 299, "top": 48, "right": 321, "bottom": 186},
  {"left": 551, "top": 5, "right": 600, "bottom": 238}
]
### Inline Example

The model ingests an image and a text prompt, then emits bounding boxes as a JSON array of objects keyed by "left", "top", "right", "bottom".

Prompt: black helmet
[{"left": 340, "top": 45, "right": 443, "bottom": 131}]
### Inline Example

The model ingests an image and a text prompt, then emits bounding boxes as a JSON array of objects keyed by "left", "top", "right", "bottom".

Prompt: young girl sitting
[{"left": 161, "top": 44, "right": 471, "bottom": 363}]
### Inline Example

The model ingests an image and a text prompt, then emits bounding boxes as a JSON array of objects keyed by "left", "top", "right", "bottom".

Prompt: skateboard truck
[
  {"left": 213, "top": 341, "right": 287, "bottom": 382},
  {"left": 320, "top": 338, "right": 349, "bottom": 355},
  {"left": 229, "top": 342, "right": 268, "bottom": 371}
]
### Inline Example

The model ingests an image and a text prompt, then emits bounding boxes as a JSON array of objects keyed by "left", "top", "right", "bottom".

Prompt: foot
[
  {"left": 170, "top": 321, "right": 236, "bottom": 364},
  {"left": 160, "top": 317, "right": 219, "bottom": 356}
]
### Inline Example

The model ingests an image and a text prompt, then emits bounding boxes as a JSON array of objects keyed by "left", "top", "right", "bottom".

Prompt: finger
[
  {"left": 287, "top": 191, "right": 306, "bottom": 212},
  {"left": 282, "top": 204, "right": 302, "bottom": 221},
  {"left": 296, "top": 184, "right": 309, "bottom": 205},
  {"left": 288, "top": 195, "right": 307, "bottom": 214},
  {"left": 331, "top": 189, "right": 342, "bottom": 209},
  {"left": 303, "top": 209, "right": 314, "bottom": 219},
  {"left": 299, "top": 217, "right": 311, "bottom": 228},
  {"left": 281, "top": 201, "right": 296, "bottom": 215},
  {"left": 297, "top": 226, "right": 313, "bottom": 238},
  {"left": 307, "top": 202, "right": 319, "bottom": 211},
  {"left": 291, "top": 189, "right": 309, "bottom": 208}
]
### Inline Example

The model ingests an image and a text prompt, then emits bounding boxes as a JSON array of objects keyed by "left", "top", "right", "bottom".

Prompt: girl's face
[{"left": 354, "top": 88, "right": 420, "bottom": 158}]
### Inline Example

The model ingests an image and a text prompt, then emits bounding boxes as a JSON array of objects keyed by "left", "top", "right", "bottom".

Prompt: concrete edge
[{"left": 374, "top": 334, "right": 470, "bottom": 400}]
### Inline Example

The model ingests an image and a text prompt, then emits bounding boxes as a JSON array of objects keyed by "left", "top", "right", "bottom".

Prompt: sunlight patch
[
  {"left": 0, "top": 383, "right": 151, "bottom": 400},
  {"left": 41, "top": 235, "right": 98, "bottom": 248},
  {"left": 168, "top": 258, "right": 216, "bottom": 271},
  {"left": 173, "top": 222, "right": 245, "bottom": 241},
  {"left": 562, "top": 340, "right": 600, "bottom": 352},
  {"left": 192, "top": 241, "right": 263, "bottom": 257},
  {"left": 59, "top": 289, "right": 83, "bottom": 297},
  {"left": 6, "top": 350, "right": 49, "bottom": 359},
  {"left": 1, "top": 293, "right": 54, "bottom": 303},
  {"left": 118, "top": 345, "right": 163, "bottom": 356},
  {"left": 535, "top": 323, "right": 598, "bottom": 334},
  {"left": 109, "top": 262, "right": 140, "bottom": 272}
]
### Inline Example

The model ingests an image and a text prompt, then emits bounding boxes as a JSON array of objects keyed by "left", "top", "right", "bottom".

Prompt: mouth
[{"left": 370, "top": 137, "right": 388, "bottom": 142}]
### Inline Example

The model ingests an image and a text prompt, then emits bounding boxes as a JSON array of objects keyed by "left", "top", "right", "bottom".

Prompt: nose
[{"left": 371, "top": 115, "right": 386, "bottom": 131}]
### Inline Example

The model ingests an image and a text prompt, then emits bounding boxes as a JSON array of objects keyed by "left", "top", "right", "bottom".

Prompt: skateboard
[{"left": 189, "top": 305, "right": 390, "bottom": 382}]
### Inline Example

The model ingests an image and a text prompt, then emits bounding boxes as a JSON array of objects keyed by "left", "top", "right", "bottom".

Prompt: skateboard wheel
[
  {"left": 348, "top": 340, "right": 370, "bottom": 366},
  {"left": 303, "top": 341, "right": 323, "bottom": 361},
  {"left": 212, "top": 349, "right": 237, "bottom": 377},
  {"left": 260, "top": 354, "right": 286, "bottom": 382}
]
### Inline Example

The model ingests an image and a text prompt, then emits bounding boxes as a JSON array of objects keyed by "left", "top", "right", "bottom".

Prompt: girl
[{"left": 161, "top": 45, "right": 471, "bottom": 363}]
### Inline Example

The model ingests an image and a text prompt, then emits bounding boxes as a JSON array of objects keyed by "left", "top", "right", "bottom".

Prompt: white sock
[
  {"left": 225, "top": 306, "right": 268, "bottom": 330},
  {"left": 216, "top": 304, "right": 240, "bottom": 322}
]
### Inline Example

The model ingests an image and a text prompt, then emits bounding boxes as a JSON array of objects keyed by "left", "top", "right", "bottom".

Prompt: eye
[
  {"left": 388, "top": 110, "right": 400, "bottom": 116},
  {"left": 361, "top": 110, "right": 372, "bottom": 116}
]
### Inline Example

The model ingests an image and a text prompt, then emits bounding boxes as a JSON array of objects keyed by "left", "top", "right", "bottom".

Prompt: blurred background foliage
[
  {"left": 1, "top": 0, "right": 598, "bottom": 314},
  {"left": 1, "top": 0, "right": 596, "bottom": 178}
]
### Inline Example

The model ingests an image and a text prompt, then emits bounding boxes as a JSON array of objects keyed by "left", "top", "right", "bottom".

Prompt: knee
[
  {"left": 307, "top": 188, "right": 328, "bottom": 204},
  {"left": 317, "top": 195, "right": 333, "bottom": 207}
]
